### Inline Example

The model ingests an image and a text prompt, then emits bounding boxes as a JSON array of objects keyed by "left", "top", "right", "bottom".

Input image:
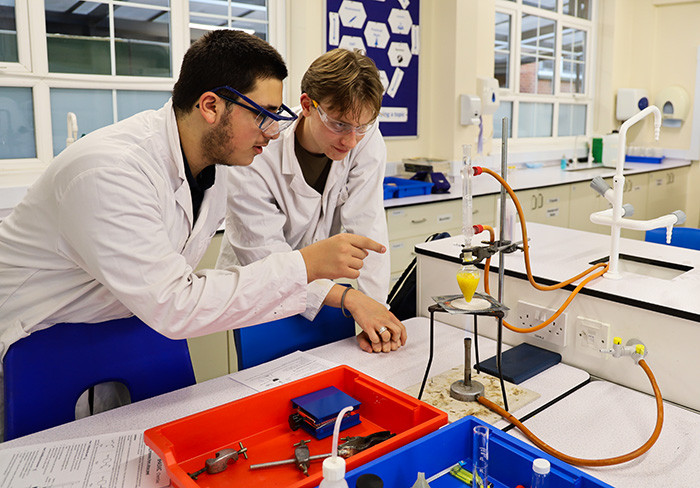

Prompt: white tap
[{"left": 589, "top": 105, "right": 686, "bottom": 279}]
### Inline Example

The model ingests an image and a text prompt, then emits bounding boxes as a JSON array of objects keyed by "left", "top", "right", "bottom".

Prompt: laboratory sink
[
  {"left": 590, "top": 253, "right": 693, "bottom": 280},
  {"left": 564, "top": 164, "right": 631, "bottom": 173}
]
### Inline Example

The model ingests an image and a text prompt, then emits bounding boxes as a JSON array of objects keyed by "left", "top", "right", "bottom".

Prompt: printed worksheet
[
  {"left": 0, "top": 431, "right": 169, "bottom": 488},
  {"left": 230, "top": 350, "right": 338, "bottom": 392}
]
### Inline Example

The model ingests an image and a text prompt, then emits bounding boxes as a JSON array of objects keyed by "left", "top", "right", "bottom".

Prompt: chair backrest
[
  {"left": 4, "top": 316, "right": 195, "bottom": 441},
  {"left": 645, "top": 227, "right": 700, "bottom": 251},
  {"left": 233, "top": 306, "right": 355, "bottom": 371}
]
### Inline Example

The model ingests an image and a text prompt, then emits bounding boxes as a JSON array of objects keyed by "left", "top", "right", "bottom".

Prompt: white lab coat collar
[{"left": 164, "top": 100, "right": 195, "bottom": 230}]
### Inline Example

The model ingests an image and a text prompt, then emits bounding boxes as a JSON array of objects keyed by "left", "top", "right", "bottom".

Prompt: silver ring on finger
[{"left": 377, "top": 326, "right": 388, "bottom": 336}]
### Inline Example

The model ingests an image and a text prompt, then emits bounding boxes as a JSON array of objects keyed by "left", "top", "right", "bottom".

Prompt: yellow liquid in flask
[{"left": 456, "top": 268, "right": 480, "bottom": 302}]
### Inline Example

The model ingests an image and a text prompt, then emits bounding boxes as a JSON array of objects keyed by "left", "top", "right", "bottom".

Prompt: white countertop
[
  {"left": 384, "top": 158, "right": 691, "bottom": 208},
  {"left": 510, "top": 380, "right": 700, "bottom": 488},
  {"left": 416, "top": 222, "right": 700, "bottom": 320}
]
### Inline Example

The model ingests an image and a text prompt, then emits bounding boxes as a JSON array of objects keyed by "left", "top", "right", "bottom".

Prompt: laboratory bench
[
  {"left": 415, "top": 222, "right": 700, "bottom": 412},
  {"left": 1, "top": 317, "right": 698, "bottom": 488}
]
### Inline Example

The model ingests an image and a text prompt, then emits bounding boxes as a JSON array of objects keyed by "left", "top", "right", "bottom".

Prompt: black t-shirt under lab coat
[{"left": 183, "top": 157, "right": 216, "bottom": 224}]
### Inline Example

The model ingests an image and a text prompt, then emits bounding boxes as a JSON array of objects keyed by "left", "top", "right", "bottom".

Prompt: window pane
[
  {"left": 560, "top": 27, "right": 586, "bottom": 93},
  {"left": 190, "top": 0, "right": 229, "bottom": 17},
  {"left": 114, "top": 6, "right": 172, "bottom": 77},
  {"left": 50, "top": 88, "right": 113, "bottom": 156},
  {"left": 121, "top": 0, "right": 169, "bottom": 6},
  {"left": 493, "top": 101, "right": 513, "bottom": 139},
  {"left": 0, "top": 87, "right": 35, "bottom": 159},
  {"left": 523, "top": 0, "right": 556, "bottom": 12},
  {"left": 558, "top": 103, "right": 586, "bottom": 136},
  {"left": 231, "top": 19, "right": 267, "bottom": 40},
  {"left": 116, "top": 90, "right": 171, "bottom": 120},
  {"left": 518, "top": 102, "right": 553, "bottom": 137},
  {"left": 563, "top": 0, "right": 591, "bottom": 20},
  {"left": 520, "top": 14, "right": 556, "bottom": 94},
  {"left": 190, "top": 0, "right": 269, "bottom": 43},
  {"left": 0, "top": 0, "right": 18, "bottom": 63},
  {"left": 494, "top": 12, "right": 511, "bottom": 89},
  {"left": 45, "top": 0, "right": 111, "bottom": 75},
  {"left": 189, "top": 16, "right": 227, "bottom": 43}
]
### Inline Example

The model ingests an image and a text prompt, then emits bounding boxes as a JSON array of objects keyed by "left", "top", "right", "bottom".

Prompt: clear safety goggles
[
  {"left": 311, "top": 99, "right": 374, "bottom": 136},
  {"left": 211, "top": 85, "right": 297, "bottom": 136}
]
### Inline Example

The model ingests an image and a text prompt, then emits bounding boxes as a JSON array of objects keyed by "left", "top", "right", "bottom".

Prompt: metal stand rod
[{"left": 497, "top": 117, "right": 510, "bottom": 412}]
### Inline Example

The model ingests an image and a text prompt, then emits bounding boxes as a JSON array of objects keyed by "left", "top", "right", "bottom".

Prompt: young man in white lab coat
[
  {"left": 217, "top": 49, "right": 406, "bottom": 354},
  {"left": 0, "top": 31, "right": 385, "bottom": 438}
]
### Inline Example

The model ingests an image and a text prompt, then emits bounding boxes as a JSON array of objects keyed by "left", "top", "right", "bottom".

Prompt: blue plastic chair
[
  {"left": 645, "top": 227, "right": 700, "bottom": 251},
  {"left": 234, "top": 305, "right": 356, "bottom": 370},
  {"left": 4, "top": 316, "right": 195, "bottom": 441}
]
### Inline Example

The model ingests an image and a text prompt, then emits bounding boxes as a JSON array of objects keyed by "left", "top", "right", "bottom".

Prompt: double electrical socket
[
  {"left": 516, "top": 301, "right": 567, "bottom": 347},
  {"left": 575, "top": 316, "right": 611, "bottom": 356}
]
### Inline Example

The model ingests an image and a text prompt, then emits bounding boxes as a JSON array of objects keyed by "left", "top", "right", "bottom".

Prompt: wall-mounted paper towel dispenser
[{"left": 655, "top": 85, "right": 690, "bottom": 128}]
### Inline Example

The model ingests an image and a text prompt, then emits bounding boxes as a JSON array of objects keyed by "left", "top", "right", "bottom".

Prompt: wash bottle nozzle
[{"left": 319, "top": 406, "right": 354, "bottom": 488}]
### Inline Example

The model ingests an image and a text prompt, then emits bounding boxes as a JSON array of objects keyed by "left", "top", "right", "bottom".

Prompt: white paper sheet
[
  {"left": 0, "top": 431, "right": 169, "bottom": 488},
  {"left": 230, "top": 350, "right": 339, "bottom": 392}
]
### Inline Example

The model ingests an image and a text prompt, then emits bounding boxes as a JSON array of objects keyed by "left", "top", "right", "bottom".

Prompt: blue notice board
[{"left": 326, "top": 0, "right": 420, "bottom": 137}]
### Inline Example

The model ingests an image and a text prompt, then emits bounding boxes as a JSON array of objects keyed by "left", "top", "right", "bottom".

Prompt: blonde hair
[{"left": 301, "top": 49, "right": 383, "bottom": 120}]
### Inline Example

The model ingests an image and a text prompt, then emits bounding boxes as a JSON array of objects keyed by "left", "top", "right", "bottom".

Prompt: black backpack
[{"left": 388, "top": 232, "right": 451, "bottom": 320}]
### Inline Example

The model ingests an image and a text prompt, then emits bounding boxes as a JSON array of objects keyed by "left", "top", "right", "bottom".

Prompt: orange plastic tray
[{"left": 144, "top": 365, "right": 447, "bottom": 488}]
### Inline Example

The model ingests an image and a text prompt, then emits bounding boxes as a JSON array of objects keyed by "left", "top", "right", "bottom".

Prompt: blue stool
[
  {"left": 645, "top": 227, "right": 700, "bottom": 251},
  {"left": 234, "top": 305, "right": 355, "bottom": 370},
  {"left": 4, "top": 316, "right": 195, "bottom": 441}
]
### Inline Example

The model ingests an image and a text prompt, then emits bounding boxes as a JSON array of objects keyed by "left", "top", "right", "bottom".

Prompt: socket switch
[
  {"left": 575, "top": 317, "right": 611, "bottom": 355},
  {"left": 516, "top": 300, "right": 567, "bottom": 347}
]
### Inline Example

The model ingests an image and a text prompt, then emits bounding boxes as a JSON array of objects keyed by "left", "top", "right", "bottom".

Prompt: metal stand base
[{"left": 450, "top": 379, "right": 484, "bottom": 402}]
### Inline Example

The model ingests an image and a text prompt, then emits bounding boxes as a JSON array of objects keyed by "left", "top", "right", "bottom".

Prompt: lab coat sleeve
[
  {"left": 56, "top": 166, "right": 308, "bottom": 339},
  {"left": 339, "top": 124, "right": 391, "bottom": 305},
  {"left": 219, "top": 165, "right": 333, "bottom": 321}
]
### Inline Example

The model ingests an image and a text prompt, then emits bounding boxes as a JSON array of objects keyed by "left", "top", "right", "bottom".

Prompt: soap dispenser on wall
[
  {"left": 616, "top": 88, "right": 649, "bottom": 121},
  {"left": 655, "top": 85, "right": 690, "bottom": 128}
]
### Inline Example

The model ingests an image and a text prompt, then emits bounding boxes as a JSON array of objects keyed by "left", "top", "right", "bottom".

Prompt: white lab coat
[
  {"left": 217, "top": 115, "right": 390, "bottom": 319},
  {"left": 0, "top": 100, "right": 309, "bottom": 364}
]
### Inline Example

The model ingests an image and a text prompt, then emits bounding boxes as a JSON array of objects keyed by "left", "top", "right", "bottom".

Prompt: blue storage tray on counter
[
  {"left": 343, "top": 415, "right": 612, "bottom": 488},
  {"left": 625, "top": 155, "right": 664, "bottom": 164},
  {"left": 383, "top": 176, "right": 434, "bottom": 199}
]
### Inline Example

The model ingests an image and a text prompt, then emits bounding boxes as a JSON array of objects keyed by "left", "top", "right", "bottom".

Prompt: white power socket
[
  {"left": 575, "top": 317, "right": 611, "bottom": 355},
  {"left": 516, "top": 300, "right": 567, "bottom": 347}
]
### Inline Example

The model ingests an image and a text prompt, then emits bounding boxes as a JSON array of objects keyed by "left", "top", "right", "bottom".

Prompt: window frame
[
  {"left": 0, "top": 0, "right": 283, "bottom": 174},
  {"left": 0, "top": 0, "right": 31, "bottom": 72},
  {"left": 494, "top": 0, "right": 596, "bottom": 155}
]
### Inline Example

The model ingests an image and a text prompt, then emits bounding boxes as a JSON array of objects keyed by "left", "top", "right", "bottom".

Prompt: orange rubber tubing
[
  {"left": 477, "top": 359, "right": 664, "bottom": 466},
  {"left": 475, "top": 168, "right": 609, "bottom": 333}
]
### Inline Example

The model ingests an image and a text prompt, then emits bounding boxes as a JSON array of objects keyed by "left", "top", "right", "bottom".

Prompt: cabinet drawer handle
[{"left": 411, "top": 218, "right": 427, "bottom": 224}]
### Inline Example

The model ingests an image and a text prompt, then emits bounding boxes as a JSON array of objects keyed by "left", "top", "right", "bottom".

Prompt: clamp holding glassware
[
  {"left": 461, "top": 239, "right": 525, "bottom": 265},
  {"left": 188, "top": 442, "right": 248, "bottom": 480}
]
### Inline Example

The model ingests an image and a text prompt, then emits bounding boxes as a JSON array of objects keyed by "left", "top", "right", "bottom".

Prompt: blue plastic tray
[
  {"left": 383, "top": 176, "right": 434, "bottom": 199},
  {"left": 625, "top": 155, "right": 664, "bottom": 164},
  {"left": 344, "top": 415, "right": 612, "bottom": 488}
]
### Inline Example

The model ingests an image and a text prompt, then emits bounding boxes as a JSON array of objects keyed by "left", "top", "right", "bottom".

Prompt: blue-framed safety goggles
[{"left": 210, "top": 85, "right": 297, "bottom": 136}]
